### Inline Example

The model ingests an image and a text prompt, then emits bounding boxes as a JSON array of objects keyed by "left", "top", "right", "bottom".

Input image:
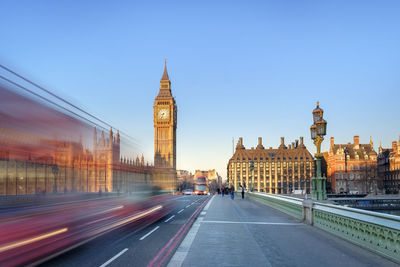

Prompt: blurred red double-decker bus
[{"left": 194, "top": 176, "right": 207, "bottom": 195}]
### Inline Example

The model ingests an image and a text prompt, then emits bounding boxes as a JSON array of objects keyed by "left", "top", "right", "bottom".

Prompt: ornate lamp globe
[
  {"left": 312, "top": 101, "right": 323, "bottom": 123},
  {"left": 316, "top": 119, "right": 327, "bottom": 136},
  {"left": 310, "top": 124, "right": 317, "bottom": 140}
]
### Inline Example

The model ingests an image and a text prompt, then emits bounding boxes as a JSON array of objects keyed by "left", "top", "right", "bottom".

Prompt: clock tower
[{"left": 154, "top": 60, "right": 177, "bottom": 169}]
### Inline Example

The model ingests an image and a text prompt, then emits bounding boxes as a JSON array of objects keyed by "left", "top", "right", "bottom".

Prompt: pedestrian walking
[
  {"left": 230, "top": 184, "right": 235, "bottom": 199},
  {"left": 241, "top": 184, "right": 245, "bottom": 199}
]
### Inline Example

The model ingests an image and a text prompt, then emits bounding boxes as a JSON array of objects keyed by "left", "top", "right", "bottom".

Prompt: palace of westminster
[{"left": 0, "top": 62, "right": 177, "bottom": 195}]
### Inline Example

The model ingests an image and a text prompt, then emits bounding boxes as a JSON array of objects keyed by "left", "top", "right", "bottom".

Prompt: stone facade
[
  {"left": 377, "top": 138, "right": 400, "bottom": 194},
  {"left": 153, "top": 61, "right": 177, "bottom": 191},
  {"left": 227, "top": 137, "right": 314, "bottom": 194},
  {"left": 327, "top": 136, "right": 378, "bottom": 194},
  {"left": 0, "top": 126, "right": 153, "bottom": 195}
]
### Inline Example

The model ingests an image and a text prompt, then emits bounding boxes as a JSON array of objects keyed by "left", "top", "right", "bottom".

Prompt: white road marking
[
  {"left": 164, "top": 215, "right": 175, "bottom": 223},
  {"left": 200, "top": 211, "right": 206, "bottom": 216},
  {"left": 203, "top": 195, "right": 215, "bottom": 211},
  {"left": 185, "top": 205, "right": 190, "bottom": 208},
  {"left": 167, "top": 195, "right": 215, "bottom": 267},
  {"left": 99, "top": 248, "right": 128, "bottom": 267},
  {"left": 139, "top": 226, "right": 160, "bottom": 240},
  {"left": 201, "top": 221, "right": 302, "bottom": 225},
  {"left": 177, "top": 209, "right": 184, "bottom": 214}
]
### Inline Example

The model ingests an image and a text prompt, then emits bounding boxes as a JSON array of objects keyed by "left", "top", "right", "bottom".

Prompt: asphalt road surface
[{"left": 40, "top": 195, "right": 209, "bottom": 267}]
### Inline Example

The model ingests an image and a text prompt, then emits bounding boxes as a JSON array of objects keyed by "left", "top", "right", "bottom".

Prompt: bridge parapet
[
  {"left": 250, "top": 192, "right": 303, "bottom": 220},
  {"left": 248, "top": 192, "right": 400, "bottom": 264}
]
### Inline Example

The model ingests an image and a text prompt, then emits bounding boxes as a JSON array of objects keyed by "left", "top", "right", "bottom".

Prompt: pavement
[{"left": 168, "top": 194, "right": 398, "bottom": 267}]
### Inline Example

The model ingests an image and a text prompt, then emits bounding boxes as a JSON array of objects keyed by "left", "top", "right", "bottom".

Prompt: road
[{"left": 40, "top": 195, "right": 209, "bottom": 267}]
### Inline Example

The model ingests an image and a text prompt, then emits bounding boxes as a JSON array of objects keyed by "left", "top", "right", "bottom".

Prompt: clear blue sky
[{"left": 1, "top": 0, "right": 399, "bottom": 177}]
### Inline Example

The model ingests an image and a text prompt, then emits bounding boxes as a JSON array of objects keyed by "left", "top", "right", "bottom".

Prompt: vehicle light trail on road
[
  {"left": 0, "top": 227, "right": 68, "bottom": 253},
  {"left": 89, "top": 205, "right": 163, "bottom": 237}
]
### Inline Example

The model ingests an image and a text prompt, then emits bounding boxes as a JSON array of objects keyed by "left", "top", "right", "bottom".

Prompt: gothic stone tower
[{"left": 154, "top": 60, "right": 177, "bottom": 169}]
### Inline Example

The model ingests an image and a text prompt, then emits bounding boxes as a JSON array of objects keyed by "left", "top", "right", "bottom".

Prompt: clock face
[{"left": 158, "top": 108, "right": 169, "bottom": 119}]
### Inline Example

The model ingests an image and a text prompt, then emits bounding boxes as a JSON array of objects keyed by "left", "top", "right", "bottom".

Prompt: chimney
[
  {"left": 236, "top": 137, "right": 245, "bottom": 150},
  {"left": 279, "top": 137, "right": 287, "bottom": 149},
  {"left": 256, "top": 137, "right": 264, "bottom": 149},
  {"left": 291, "top": 142, "right": 295, "bottom": 149},
  {"left": 288, "top": 144, "right": 292, "bottom": 149},
  {"left": 300, "top": 137, "right": 304, "bottom": 145},
  {"left": 354, "top": 136, "right": 359, "bottom": 147},
  {"left": 330, "top": 137, "right": 334, "bottom": 147}
]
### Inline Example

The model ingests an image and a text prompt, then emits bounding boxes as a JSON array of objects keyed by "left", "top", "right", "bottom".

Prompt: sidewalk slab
[{"left": 169, "top": 194, "right": 398, "bottom": 267}]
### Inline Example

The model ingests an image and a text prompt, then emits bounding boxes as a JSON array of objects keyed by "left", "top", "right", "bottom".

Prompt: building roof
[
  {"left": 230, "top": 138, "right": 313, "bottom": 162},
  {"left": 331, "top": 143, "right": 377, "bottom": 158},
  {"left": 161, "top": 59, "right": 169, "bottom": 81}
]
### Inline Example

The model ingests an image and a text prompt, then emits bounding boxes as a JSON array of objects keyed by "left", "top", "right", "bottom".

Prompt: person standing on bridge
[
  {"left": 230, "top": 184, "right": 235, "bottom": 199},
  {"left": 241, "top": 184, "right": 245, "bottom": 199}
]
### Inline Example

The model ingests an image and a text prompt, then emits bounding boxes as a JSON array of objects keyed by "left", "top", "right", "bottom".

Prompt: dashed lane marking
[
  {"left": 164, "top": 215, "right": 175, "bottom": 223},
  {"left": 99, "top": 248, "right": 128, "bottom": 267},
  {"left": 139, "top": 226, "right": 160, "bottom": 240},
  {"left": 177, "top": 209, "right": 184, "bottom": 214}
]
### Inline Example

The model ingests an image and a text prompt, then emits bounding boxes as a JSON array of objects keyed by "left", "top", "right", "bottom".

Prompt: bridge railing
[
  {"left": 247, "top": 192, "right": 400, "bottom": 264},
  {"left": 249, "top": 192, "right": 303, "bottom": 220}
]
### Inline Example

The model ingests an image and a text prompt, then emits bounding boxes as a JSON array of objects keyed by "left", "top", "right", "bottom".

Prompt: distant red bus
[{"left": 194, "top": 176, "right": 207, "bottom": 195}]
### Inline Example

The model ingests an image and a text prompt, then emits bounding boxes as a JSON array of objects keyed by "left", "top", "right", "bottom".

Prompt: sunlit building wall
[
  {"left": 227, "top": 137, "right": 314, "bottom": 194},
  {"left": 327, "top": 136, "right": 378, "bottom": 194},
  {"left": 377, "top": 138, "right": 400, "bottom": 194}
]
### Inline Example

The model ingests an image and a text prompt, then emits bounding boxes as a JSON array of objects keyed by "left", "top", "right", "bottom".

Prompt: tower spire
[{"left": 161, "top": 57, "right": 169, "bottom": 81}]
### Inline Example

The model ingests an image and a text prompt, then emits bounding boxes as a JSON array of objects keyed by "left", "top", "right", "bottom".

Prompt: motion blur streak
[
  {"left": 0, "top": 69, "right": 178, "bottom": 266},
  {"left": 91, "top": 205, "right": 125, "bottom": 217},
  {"left": 0, "top": 228, "right": 68, "bottom": 253},
  {"left": 90, "top": 205, "right": 163, "bottom": 236}
]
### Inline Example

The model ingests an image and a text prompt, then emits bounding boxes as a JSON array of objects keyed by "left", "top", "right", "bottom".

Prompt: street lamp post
[
  {"left": 249, "top": 160, "right": 254, "bottom": 192},
  {"left": 310, "top": 101, "right": 327, "bottom": 200}
]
